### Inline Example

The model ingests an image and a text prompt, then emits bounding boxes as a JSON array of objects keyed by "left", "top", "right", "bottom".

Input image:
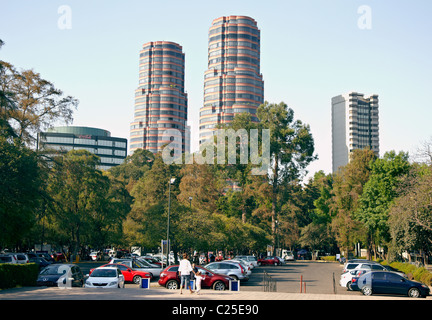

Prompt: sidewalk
[{"left": 0, "top": 285, "right": 422, "bottom": 300}]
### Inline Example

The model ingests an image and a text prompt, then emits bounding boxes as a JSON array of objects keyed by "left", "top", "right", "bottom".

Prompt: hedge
[
  {"left": 0, "top": 263, "right": 39, "bottom": 289},
  {"left": 385, "top": 261, "right": 432, "bottom": 286}
]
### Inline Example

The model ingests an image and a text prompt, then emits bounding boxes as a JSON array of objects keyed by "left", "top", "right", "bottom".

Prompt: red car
[
  {"left": 158, "top": 265, "right": 232, "bottom": 290},
  {"left": 90, "top": 263, "right": 151, "bottom": 284},
  {"left": 258, "top": 256, "right": 282, "bottom": 266}
]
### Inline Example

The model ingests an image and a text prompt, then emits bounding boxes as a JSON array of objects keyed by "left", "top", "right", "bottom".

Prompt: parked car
[
  {"left": 14, "top": 253, "right": 29, "bottom": 264},
  {"left": 234, "top": 255, "right": 258, "bottom": 267},
  {"left": 29, "top": 257, "right": 51, "bottom": 270},
  {"left": 158, "top": 265, "right": 232, "bottom": 290},
  {"left": 51, "top": 252, "right": 66, "bottom": 263},
  {"left": 139, "top": 256, "right": 162, "bottom": 266},
  {"left": 109, "top": 258, "right": 162, "bottom": 279},
  {"left": 258, "top": 256, "right": 282, "bottom": 266},
  {"left": 37, "top": 264, "right": 84, "bottom": 287},
  {"left": 342, "top": 261, "right": 381, "bottom": 274},
  {"left": 283, "top": 251, "right": 295, "bottom": 261},
  {"left": 351, "top": 271, "right": 430, "bottom": 298},
  {"left": 36, "top": 252, "right": 55, "bottom": 264},
  {"left": 205, "top": 261, "right": 249, "bottom": 281},
  {"left": 340, "top": 269, "right": 370, "bottom": 291},
  {"left": 227, "top": 259, "right": 252, "bottom": 276},
  {"left": 382, "top": 265, "right": 407, "bottom": 278},
  {"left": 0, "top": 254, "right": 18, "bottom": 264},
  {"left": 296, "top": 249, "right": 311, "bottom": 260},
  {"left": 85, "top": 266, "right": 125, "bottom": 288},
  {"left": 90, "top": 263, "right": 151, "bottom": 284}
]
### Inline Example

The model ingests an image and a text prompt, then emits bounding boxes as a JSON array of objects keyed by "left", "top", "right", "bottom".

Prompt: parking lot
[
  {"left": 2, "top": 260, "right": 428, "bottom": 300},
  {"left": 74, "top": 260, "right": 349, "bottom": 294}
]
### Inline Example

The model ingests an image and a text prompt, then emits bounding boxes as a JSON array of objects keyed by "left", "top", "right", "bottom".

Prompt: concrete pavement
[{"left": 0, "top": 285, "right": 426, "bottom": 300}]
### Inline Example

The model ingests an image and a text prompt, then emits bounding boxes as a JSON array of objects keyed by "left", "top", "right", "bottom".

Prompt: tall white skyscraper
[{"left": 331, "top": 92, "right": 379, "bottom": 172}]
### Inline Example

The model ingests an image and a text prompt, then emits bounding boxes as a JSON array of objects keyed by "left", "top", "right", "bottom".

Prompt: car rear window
[
  {"left": 346, "top": 263, "right": 359, "bottom": 269},
  {"left": 168, "top": 266, "right": 178, "bottom": 272}
]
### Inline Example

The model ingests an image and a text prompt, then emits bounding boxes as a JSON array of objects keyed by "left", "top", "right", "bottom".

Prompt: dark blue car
[{"left": 351, "top": 271, "right": 430, "bottom": 298}]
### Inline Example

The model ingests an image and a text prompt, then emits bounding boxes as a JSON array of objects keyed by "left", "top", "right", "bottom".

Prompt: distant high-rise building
[
  {"left": 199, "top": 16, "right": 264, "bottom": 144},
  {"left": 38, "top": 126, "right": 127, "bottom": 171},
  {"left": 130, "top": 41, "right": 188, "bottom": 154},
  {"left": 331, "top": 92, "right": 379, "bottom": 172}
]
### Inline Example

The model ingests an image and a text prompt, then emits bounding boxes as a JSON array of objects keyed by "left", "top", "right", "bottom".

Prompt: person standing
[
  {"left": 179, "top": 253, "right": 194, "bottom": 294},
  {"left": 195, "top": 271, "right": 205, "bottom": 295}
]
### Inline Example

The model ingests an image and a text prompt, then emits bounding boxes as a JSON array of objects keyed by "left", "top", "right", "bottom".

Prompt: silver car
[
  {"left": 234, "top": 255, "right": 258, "bottom": 268},
  {"left": 205, "top": 261, "right": 249, "bottom": 281}
]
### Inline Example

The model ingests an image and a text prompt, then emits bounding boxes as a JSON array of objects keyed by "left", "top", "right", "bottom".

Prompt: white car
[
  {"left": 0, "top": 254, "right": 18, "bottom": 264},
  {"left": 340, "top": 269, "right": 369, "bottom": 290},
  {"left": 85, "top": 267, "right": 125, "bottom": 288},
  {"left": 283, "top": 251, "right": 295, "bottom": 261},
  {"left": 234, "top": 255, "right": 258, "bottom": 267}
]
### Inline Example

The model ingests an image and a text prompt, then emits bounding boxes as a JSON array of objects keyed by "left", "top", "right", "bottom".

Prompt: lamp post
[
  {"left": 167, "top": 176, "right": 175, "bottom": 266},
  {"left": 188, "top": 196, "right": 193, "bottom": 208}
]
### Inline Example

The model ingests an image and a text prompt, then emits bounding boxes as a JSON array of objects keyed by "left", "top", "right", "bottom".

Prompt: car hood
[{"left": 87, "top": 276, "right": 119, "bottom": 283}]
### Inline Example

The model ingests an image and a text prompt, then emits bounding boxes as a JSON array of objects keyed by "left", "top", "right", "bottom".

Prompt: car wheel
[
  {"left": 133, "top": 275, "right": 142, "bottom": 284},
  {"left": 361, "top": 286, "right": 373, "bottom": 296},
  {"left": 166, "top": 279, "right": 179, "bottom": 290},
  {"left": 346, "top": 282, "right": 352, "bottom": 291},
  {"left": 213, "top": 280, "right": 226, "bottom": 291},
  {"left": 408, "top": 287, "right": 421, "bottom": 298}
]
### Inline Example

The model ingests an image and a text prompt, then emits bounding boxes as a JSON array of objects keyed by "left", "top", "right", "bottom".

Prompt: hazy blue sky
[{"left": 1, "top": 0, "right": 431, "bottom": 177}]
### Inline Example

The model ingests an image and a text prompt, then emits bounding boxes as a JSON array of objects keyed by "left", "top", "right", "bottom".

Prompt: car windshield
[
  {"left": 40, "top": 265, "right": 69, "bottom": 275},
  {"left": 91, "top": 269, "right": 117, "bottom": 277}
]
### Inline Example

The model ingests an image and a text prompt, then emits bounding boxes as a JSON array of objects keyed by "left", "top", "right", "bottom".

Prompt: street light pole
[{"left": 167, "top": 176, "right": 175, "bottom": 266}]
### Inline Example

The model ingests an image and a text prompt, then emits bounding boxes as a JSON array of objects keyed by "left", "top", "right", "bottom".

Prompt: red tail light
[{"left": 352, "top": 278, "right": 357, "bottom": 283}]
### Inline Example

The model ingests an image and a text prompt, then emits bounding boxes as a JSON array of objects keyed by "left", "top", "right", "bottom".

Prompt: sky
[{"left": 1, "top": 0, "right": 431, "bottom": 178}]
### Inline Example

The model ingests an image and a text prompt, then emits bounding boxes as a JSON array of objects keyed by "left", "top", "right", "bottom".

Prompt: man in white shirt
[{"left": 179, "top": 253, "right": 195, "bottom": 294}]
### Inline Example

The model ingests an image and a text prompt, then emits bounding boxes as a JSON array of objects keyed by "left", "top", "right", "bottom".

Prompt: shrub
[{"left": 0, "top": 263, "right": 39, "bottom": 289}]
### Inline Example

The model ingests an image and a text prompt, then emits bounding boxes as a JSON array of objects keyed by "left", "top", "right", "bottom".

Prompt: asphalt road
[
  {"left": 75, "top": 260, "right": 352, "bottom": 295},
  {"left": 241, "top": 260, "right": 351, "bottom": 295}
]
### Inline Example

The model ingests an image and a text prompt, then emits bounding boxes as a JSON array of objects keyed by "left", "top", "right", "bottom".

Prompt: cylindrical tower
[
  {"left": 199, "top": 16, "right": 264, "bottom": 144},
  {"left": 130, "top": 41, "right": 188, "bottom": 154}
]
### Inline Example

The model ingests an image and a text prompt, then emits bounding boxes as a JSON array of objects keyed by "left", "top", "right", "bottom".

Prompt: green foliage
[
  {"left": 354, "top": 151, "right": 411, "bottom": 258},
  {"left": 0, "top": 263, "right": 39, "bottom": 289},
  {"left": 0, "top": 137, "right": 41, "bottom": 249}
]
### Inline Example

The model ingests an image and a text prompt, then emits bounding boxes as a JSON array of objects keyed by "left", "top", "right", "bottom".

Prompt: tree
[
  {"left": 0, "top": 136, "right": 41, "bottom": 250},
  {"left": 0, "top": 56, "right": 78, "bottom": 146},
  {"left": 388, "top": 164, "right": 432, "bottom": 262},
  {"left": 46, "top": 150, "right": 121, "bottom": 255},
  {"left": 257, "top": 101, "right": 316, "bottom": 251},
  {"left": 330, "top": 148, "right": 376, "bottom": 258},
  {"left": 355, "top": 151, "right": 411, "bottom": 260}
]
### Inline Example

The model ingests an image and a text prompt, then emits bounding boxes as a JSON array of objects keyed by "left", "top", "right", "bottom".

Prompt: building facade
[
  {"left": 38, "top": 126, "right": 128, "bottom": 171},
  {"left": 129, "top": 41, "right": 188, "bottom": 155},
  {"left": 199, "top": 15, "right": 264, "bottom": 144},
  {"left": 331, "top": 92, "right": 379, "bottom": 172}
]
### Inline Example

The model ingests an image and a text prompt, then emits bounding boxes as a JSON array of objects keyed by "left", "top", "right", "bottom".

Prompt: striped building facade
[
  {"left": 199, "top": 16, "right": 264, "bottom": 144},
  {"left": 130, "top": 41, "right": 188, "bottom": 154}
]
